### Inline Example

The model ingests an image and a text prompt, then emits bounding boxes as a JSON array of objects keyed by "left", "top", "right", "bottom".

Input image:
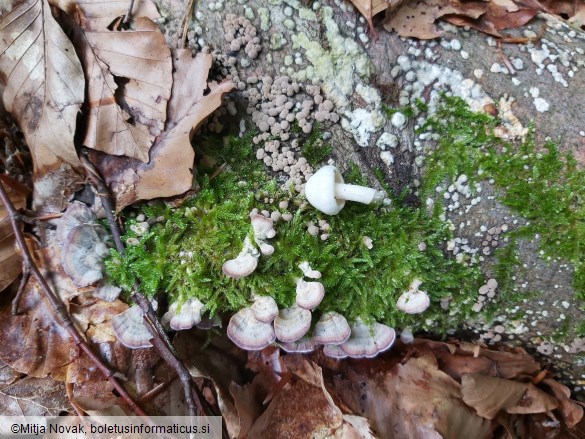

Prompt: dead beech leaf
[
  {"left": 384, "top": 0, "right": 486, "bottom": 39},
  {"left": 0, "top": 175, "right": 30, "bottom": 293},
  {"left": 0, "top": 0, "right": 85, "bottom": 212},
  {"left": 541, "top": 378, "right": 584, "bottom": 428},
  {"left": 461, "top": 373, "right": 557, "bottom": 419},
  {"left": 78, "top": 17, "right": 172, "bottom": 162},
  {"left": 348, "top": 0, "right": 394, "bottom": 34},
  {"left": 70, "top": 297, "right": 129, "bottom": 344},
  {"left": 90, "top": 49, "right": 235, "bottom": 211}
]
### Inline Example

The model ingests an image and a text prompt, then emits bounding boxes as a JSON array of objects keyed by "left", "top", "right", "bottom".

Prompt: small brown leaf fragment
[
  {"left": 461, "top": 373, "right": 557, "bottom": 419},
  {"left": 384, "top": 0, "right": 486, "bottom": 39},
  {"left": 0, "top": 175, "right": 30, "bottom": 293},
  {"left": 348, "top": 0, "right": 394, "bottom": 35},
  {"left": 0, "top": 374, "right": 71, "bottom": 418},
  {"left": 0, "top": 0, "right": 85, "bottom": 212},
  {"left": 78, "top": 17, "right": 172, "bottom": 162},
  {"left": 540, "top": 379, "right": 583, "bottom": 428}
]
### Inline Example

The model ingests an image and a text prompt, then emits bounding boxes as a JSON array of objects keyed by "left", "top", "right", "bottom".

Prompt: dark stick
[
  {"left": 123, "top": 0, "right": 135, "bottom": 24},
  {"left": 0, "top": 180, "right": 148, "bottom": 417},
  {"left": 12, "top": 265, "right": 30, "bottom": 315}
]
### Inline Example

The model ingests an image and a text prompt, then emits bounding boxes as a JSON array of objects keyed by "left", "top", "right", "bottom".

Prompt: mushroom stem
[{"left": 334, "top": 184, "right": 385, "bottom": 205}]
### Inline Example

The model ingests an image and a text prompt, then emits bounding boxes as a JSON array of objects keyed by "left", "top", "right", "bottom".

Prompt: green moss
[
  {"left": 421, "top": 95, "right": 585, "bottom": 327},
  {"left": 106, "top": 131, "right": 483, "bottom": 332},
  {"left": 299, "top": 122, "right": 332, "bottom": 166}
]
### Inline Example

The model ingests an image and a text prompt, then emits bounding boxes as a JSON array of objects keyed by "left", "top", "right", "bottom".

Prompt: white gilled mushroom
[
  {"left": 251, "top": 295, "right": 279, "bottom": 323},
  {"left": 162, "top": 298, "right": 205, "bottom": 331},
  {"left": 396, "top": 279, "right": 430, "bottom": 314},
  {"left": 222, "top": 237, "right": 259, "bottom": 279},
  {"left": 313, "top": 312, "right": 351, "bottom": 345},
  {"left": 304, "top": 165, "right": 386, "bottom": 215},
  {"left": 279, "top": 336, "right": 317, "bottom": 353},
  {"left": 111, "top": 305, "right": 153, "bottom": 349},
  {"left": 56, "top": 201, "right": 97, "bottom": 245},
  {"left": 339, "top": 318, "right": 396, "bottom": 358},
  {"left": 62, "top": 224, "right": 110, "bottom": 287},
  {"left": 298, "top": 261, "right": 321, "bottom": 279},
  {"left": 94, "top": 282, "right": 122, "bottom": 302},
  {"left": 295, "top": 279, "right": 325, "bottom": 310},
  {"left": 274, "top": 306, "right": 312, "bottom": 343},
  {"left": 227, "top": 307, "right": 276, "bottom": 350}
]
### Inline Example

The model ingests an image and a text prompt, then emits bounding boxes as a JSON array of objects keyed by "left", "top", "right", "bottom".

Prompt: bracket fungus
[
  {"left": 322, "top": 344, "right": 348, "bottom": 359},
  {"left": 304, "top": 165, "right": 385, "bottom": 215},
  {"left": 313, "top": 311, "right": 351, "bottom": 345},
  {"left": 222, "top": 237, "right": 260, "bottom": 279},
  {"left": 298, "top": 261, "right": 321, "bottom": 279},
  {"left": 295, "top": 279, "right": 325, "bottom": 310},
  {"left": 338, "top": 318, "right": 396, "bottom": 358},
  {"left": 111, "top": 305, "right": 153, "bottom": 349},
  {"left": 279, "top": 336, "right": 317, "bottom": 353},
  {"left": 162, "top": 298, "right": 205, "bottom": 331},
  {"left": 227, "top": 307, "right": 276, "bottom": 350},
  {"left": 396, "top": 279, "right": 430, "bottom": 314},
  {"left": 250, "top": 213, "right": 276, "bottom": 255},
  {"left": 94, "top": 282, "right": 122, "bottom": 302},
  {"left": 274, "top": 306, "right": 312, "bottom": 343},
  {"left": 62, "top": 224, "right": 110, "bottom": 287},
  {"left": 56, "top": 201, "right": 97, "bottom": 245},
  {"left": 251, "top": 295, "right": 279, "bottom": 323}
]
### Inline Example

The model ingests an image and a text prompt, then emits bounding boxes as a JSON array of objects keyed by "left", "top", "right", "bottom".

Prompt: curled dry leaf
[
  {"left": 76, "top": 16, "right": 172, "bottom": 162},
  {"left": 0, "top": 175, "right": 30, "bottom": 293},
  {"left": 0, "top": 0, "right": 85, "bottom": 212},
  {"left": 347, "top": 0, "right": 396, "bottom": 34},
  {"left": 91, "top": 49, "right": 234, "bottom": 211}
]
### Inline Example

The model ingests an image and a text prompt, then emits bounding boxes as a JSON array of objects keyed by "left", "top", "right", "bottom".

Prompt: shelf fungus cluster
[{"left": 396, "top": 279, "right": 431, "bottom": 314}]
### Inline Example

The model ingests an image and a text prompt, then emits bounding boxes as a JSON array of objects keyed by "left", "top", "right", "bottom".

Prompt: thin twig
[
  {"left": 15, "top": 212, "right": 56, "bottom": 229},
  {"left": 178, "top": 0, "right": 196, "bottom": 49},
  {"left": 12, "top": 265, "right": 30, "bottom": 315},
  {"left": 123, "top": 0, "right": 135, "bottom": 24},
  {"left": 139, "top": 375, "right": 178, "bottom": 403},
  {"left": 0, "top": 180, "right": 148, "bottom": 418}
]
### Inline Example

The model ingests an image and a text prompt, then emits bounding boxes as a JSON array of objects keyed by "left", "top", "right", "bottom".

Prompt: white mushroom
[
  {"left": 396, "top": 279, "right": 430, "bottom": 314},
  {"left": 295, "top": 279, "right": 325, "bottom": 310},
  {"left": 274, "top": 306, "right": 312, "bottom": 343},
  {"left": 227, "top": 307, "right": 276, "bottom": 350},
  {"left": 279, "top": 336, "right": 317, "bottom": 353},
  {"left": 323, "top": 344, "right": 348, "bottom": 359},
  {"left": 339, "top": 318, "right": 396, "bottom": 358},
  {"left": 304, "top": 165, "right": 386, "bottom": 215},
  {"left": 251, "top": 295, "right": 279, "bottom": 323},
  {"left": 222, "top": 237, "right": 259, "bottom": 279},
  {"left": 111, "top": 305, "right": 153, "bottom": 349},
  {"left": 62, "top": 224, "right": 110, "bottom": 287},
  {"left": 94, "top": 282, "right": 121, "bottom": 302},
  {"left": 298, "top": 261, "right": 321, "bottom": 279},
  {"left": 250, "top": 213, "right": 276, "bottom": 255},
  {"left": 313, "top": 311, "right": 351, "bottom": 345},
  {"left": 162, "top": 299, "right": 205, "bottom": 331}
]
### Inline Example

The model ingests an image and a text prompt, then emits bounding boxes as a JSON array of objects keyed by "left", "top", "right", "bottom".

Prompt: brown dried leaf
[
  {"left": 348, "top": 0, "right": 395, "bottom": 33},
  {"left": 384, "top": 0, "right": 486, "bottom": 39},
  {"left": 78, "top": 17, "right": 172, "bottom": 162},
  {"left": 91, "top": 49, "right": 234, "bottom": 211},
  {"left": 461, "top": 373, "right": 558, "bottom": 419},
  {"left": 0, "top": 0, "right": 85, "bottom": 212},
  {"left": 0, "top": 175, "right": 29, "bottom": 293},
  {"left": 541, "top": 379, "right": 584, "bottom": 428}
]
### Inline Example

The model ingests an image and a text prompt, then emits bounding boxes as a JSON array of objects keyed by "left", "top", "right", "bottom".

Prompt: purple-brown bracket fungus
[
  {"left": 56, "top": 201, "right": 97, "bottom": 245},
  {"left": 251, "top": 295, "right": 279, "bottom": 323},
  {"left": 222, "top": 237, "right": 260, "bottom": 279},
  {"left": 304, "top": 165, "right": 386, "bottom": 215},
  {"left": 322, "top": 344, "right": 348, "bottom": 359},
  {"left": 279, "top": 336, "right": 317, "bottom": 353},
  {"left": 396, "top": 279, "right": 430, "bottom": 314},
  {"left": 250, "top": 213, "right": 276, "bottom": 256},
  {"left": 94, "top": 281, "right": 122, "bottom": 302},
  {"left": 227, "top": 307, "right": 276, "bottom": 350},
  {"left": 313, "top": 311, "right": 351, "bottom": 345},
  {"left": 339, "top": 318, "right": 396, "bottom": 358},
  {"left": 62, "top": 224, "right": 110, "bottom": 287},
  {"left": 111, "top": 305, "right": 153, "bottom": 349},
  {"left": 298, "top": 261, "right": 321, "bottom": 279},
  {"left": 295, "top": 279, "right": 325, "bottom": 310},
  {"left": 162, "top": 298, "right": 205, "bottom": 331},
  {"left": 274, "top": 306, "right": 312, "bottom": 343}
]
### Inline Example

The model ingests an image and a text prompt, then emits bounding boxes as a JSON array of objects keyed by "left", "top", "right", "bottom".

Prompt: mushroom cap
[
  {"left": 251, "top": 296, "right": 279, "bottom": 323},
  {"left": 94, "top": 282, "right": 121, "bottom": 302},
  {"left": 166, "top": 298, "right": 205, "bottom": 331},
  {"left": 56, "top": 201, "right": 96, "bottom": 245},
  {"left": 340, "top": 318, "right": 396, "bottom": 358},
  {"left": 227, "top": 307, "right": 276, "bottom": 350},
  {"left": 296, "top": 280, "right": 325, "bottom": 310},
  {"left": 323, "top": 344, "right": 348, "bottom": 359},
  {"left": 222, "top": 252, "right": 258, "bottom": 279},
  {"left": 313, "top": 311, "right": 351, "bottom": 345},
  {"left": 396, "top": 289, "right": 430, "bottom": 314},
  {"left": 298, "top": 261, "right": 321, "bottom": 279},
  {"left": 111, "top": 305, "right": 153, "bottom": 349},
  {"left": 279, "top": 336, "right": 317, "bottom": 353},
  {"left": 62, "top": 224, "right": 110, "bottom": 287},
  {"left": 258, "top": 242, "right": 275, "bottom": 256},
  {"left": 250, "top": 214, "right": 276, "bottom": 239},
  {"left": 274, "top": 306, "right": 312, "bottom": 343},
  {"left": 305, "top": 165, "right": 345, "bottom": 215}
]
